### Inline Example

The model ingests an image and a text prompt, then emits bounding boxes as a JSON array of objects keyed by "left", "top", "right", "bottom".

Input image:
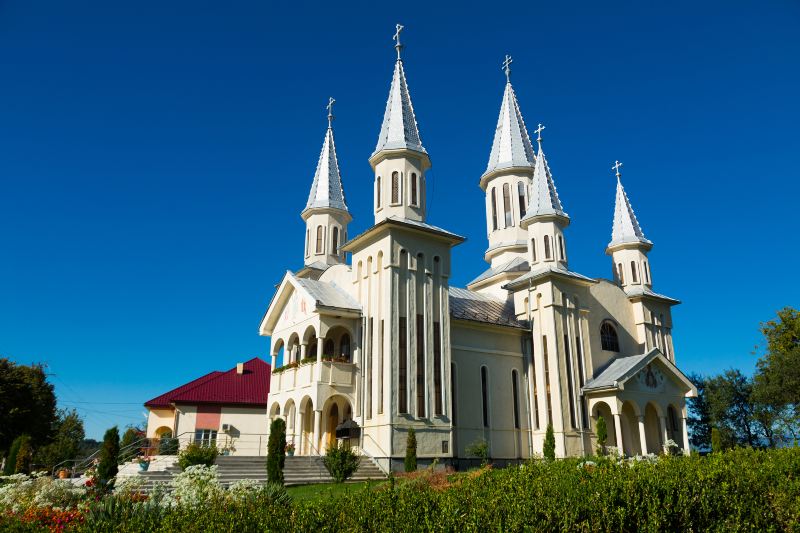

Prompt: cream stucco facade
[{"left": 260, "top": 38, "right": 695, "bottom": 469}]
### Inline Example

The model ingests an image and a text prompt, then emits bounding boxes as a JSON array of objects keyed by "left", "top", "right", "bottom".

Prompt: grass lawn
[{"left": 286, "top": 481, "right": 382, "bottom": 501}]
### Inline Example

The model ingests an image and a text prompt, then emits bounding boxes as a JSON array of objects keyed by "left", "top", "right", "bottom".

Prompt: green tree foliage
[
  {"left": 595, "top": 416, "right": 608, "bottom": 455},
  {"left": 96, "top": 427, "right": 120, "bottom": 491},
  {"left": 158, "top": 432, "right": 179, "bottom": 455},
  {"left": 119, "top": 427, "right": 143, "bottom": 464},
  {"left": 177, "top": 442, "right": 218, "bottom": 470},
  {"left": 711, "top": 427, "right": 723, "bottom": 453},
  {"left": 35, "top": 409, "right": 86, "bottom": 470},
  {"left": 404, "top": 428, "right": 417, "bottom": 472},
  {"left": 0, "top": 359, "right": 58, "bottom": 454},
  {"left": 687, "top": 373, "right": 712, "bottom": 451},
  {"left": 543, "top": 424, "right": 556, "bottom": 461},
  {"left": 266, "top": 418, "right": 286, "bottom": 484},
  {"left": 465, "top": 439, "right": 489, "bottom": 466},
  {"left": 323, "top": 442, "right": 360, "bottom": 483},
  {"left": 705, "top": 370, "right": 762, "bottom": 448},
  {"left": 3, "top": 436, "right": 24, "bottom": 475},
  {"left": 14, "top": 434, "right": 33, "bottom": 474}
]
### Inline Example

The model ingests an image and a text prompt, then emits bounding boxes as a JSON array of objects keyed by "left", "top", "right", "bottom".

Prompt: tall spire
[
  {"left": 484, "top": 55, "right": 536, "bottom": 177},
  {"left": 523, "top": 125, "right": 567, "bottom": 220},
  {"left": 304, "top": 98, "right": 348, "bottom": 213},
  {"left": 609, "top": 162, "right": 650, "bottom": 247},
  {"left": 372, "top": 24, "right": 426, "bottom": 157}
]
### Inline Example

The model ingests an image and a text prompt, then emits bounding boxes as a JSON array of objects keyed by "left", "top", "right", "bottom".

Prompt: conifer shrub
[
  {"left": 96, "top": 426, "right": 120, "bottom": 491},
  {"left": 323, "top": 442, "right": 360, "bottom": 483},
  {"left": 4, "top": 435, "right": 25, "bottom": 475},
  {"left": 404, "top": 428, "right": 417, "bottom": 472},
  {"left": 543, "top": 424, "right": 556, "bottom": 460},
  {"left": 266, "top": 418, "right": 286, "bottom": 484},
  {"left": 13, "top": 435, "right": 33, "bottom": 475},
  {"left": 595, "top": 416, "right": 608, "bottom": 455}
]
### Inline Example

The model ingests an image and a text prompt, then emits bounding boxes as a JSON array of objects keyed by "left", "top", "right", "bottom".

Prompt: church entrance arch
[
  {"left": 620, "top": 401, "right": 641, "bottom": 456},
  {"left": 592, "top": 401, "right": 616, "bottom": 449},
  {"left": 321, "top": 395, "right": 353, "bottom": 452},
  {"left": 643, "top": 403, "right": 662, "bottom": 454}
]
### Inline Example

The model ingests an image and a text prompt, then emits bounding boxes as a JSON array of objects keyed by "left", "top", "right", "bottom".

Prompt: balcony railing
[{"left": 270, "top": 360, "right": 354, "bottom": 393}]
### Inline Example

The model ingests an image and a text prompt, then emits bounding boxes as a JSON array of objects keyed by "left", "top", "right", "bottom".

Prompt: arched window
[
  {"left": 391, "top": 171, "right": 400, "bottom": 204},
  {"left": 323, "top": 339, "right": 335, "bottom": 357},
  {"left": 511, "top": 370, "right": 520, "bottom": 429},
  {"left": 491, "top": 188, "right": 498, "bottom": 230},
  {"left": 502, "top": 183, "right": 513, "bottom": 226},
  {"left": 332, "top": 227, "right": 339, "bottom": 256},
  {"left": 517, "top": 182, "right": 526, "bottom": 219},
  {"left": 631, "top": 261, "right": 639, "bottom": 283},
  {"left": 305, "top": 229, "right": 309, "bottom": 257},
  {"left": 481, "top": 366, "right": 489, "bottom": 428},
  {"left": 617, "top": 263, "right": 624, "bottom": 284},
  {"left": 558, "top": 235, "right": 566, "bottom": 261},
  {"left": 644, "top": 261, "right": 651, "bottom": 284},
  {"left": 339, "top": 333, "right": 351, "bottom": 360},
  {"left": 600, "top": 321, "right": 620, "bottom": 352},
  {"left": 315, "top": 226, "right": 323, "bottom": 254},
  {"left": 531, "top": 239, "right": 537, "bottom": 262},
  {"left": 411, "top": 173, "right": 418, "bottom": 205},
  {"left": 376, "top": 176, "right": 382, "bottom": 208},
  {"left": 544, "top": 235, "right": 552, "bottom": 259}
]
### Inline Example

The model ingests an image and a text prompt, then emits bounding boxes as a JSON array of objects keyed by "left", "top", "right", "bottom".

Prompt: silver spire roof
[
  {"left": 305, "top": 118, "right": 348, "bottom": 213},
  {"left": 372, "top": 58, "right": 426, "bottom": 157},
  {"left": 484, "top": 81, "right": 536, "bottom": 175},
  {"left": 522, "top": 135, "right": 568, "bottom": 221},
  {"left": 609, "top": 174, "right": 651, "bottom": 247}
]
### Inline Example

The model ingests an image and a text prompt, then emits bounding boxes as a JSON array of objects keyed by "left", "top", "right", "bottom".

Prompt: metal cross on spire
[
  {"left": 534, "top": 123, "right": 545, "bottom": 144},
  {"left": 327, "top": 97, "right": 335, "bottom": 128},
  {"left": 502, "top": 55, "right": 513, "bottom": 83},
  {"left": 393, "top": 24, "right": 404, "bottom": 60},
  {"left": 612, "top": 160, "right": 623, "bottom": 179}
]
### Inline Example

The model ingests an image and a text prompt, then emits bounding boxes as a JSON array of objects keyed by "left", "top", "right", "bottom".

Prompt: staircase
[
  {"left": 284, "top": 456, "right": 332, "bottom": 485},
  {"left": 133, "top": 462, "right": 181, "bottom": 492},
  {"left": 215, "top": 455, "right": 269, "bottom": 486}
]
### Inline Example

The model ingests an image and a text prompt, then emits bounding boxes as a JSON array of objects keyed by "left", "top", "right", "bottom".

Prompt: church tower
[
  {"left": 301, "top": 98, "right": 351, "bottom": 268},
  {"left": 369, "top": 25, "right": 430, "bottom": 224},
  {"left": 520, "top": 125, "right": 570, "bottom": 270},
  {"left": 606, "top": 161, "right": 653, "bottom": 289},
  {"left": 480, "top": 56, "right": 536, "bottom": 269}
]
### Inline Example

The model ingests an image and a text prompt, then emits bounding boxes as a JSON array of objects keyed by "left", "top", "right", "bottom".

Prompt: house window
[
  {"left": 517, "top": 181, "right": 526, "bottom": 219},
  {"left": 194, "top": 429, "right": 217, "bottom": 447},
  {"left": 558, "top": 235, "right": 566, "bottom": 261},
  {"left": 340, "top": 333, "right": 350, "bottom": 360},
  {"left": 503, "top": 183, "right": 513, "bottom": 227},
  {"left": 376, "top": 176, "right": 382, "bottom": 208},
  {"left": 391, "top": 171, "right": 400, "bottom": 204},
  {"left": 600, "top": 322, "right": 620, "bottom": 352},
  {"left": 411, "top": 173, "right": 418, "bottom": 205},
  {"left": 544, "top": 236, "right": 551, "bottom": 259},
  {"left": 332, "top": 227, "right": 339, "bottom": 256},
  {"left": 481, "top": 366, "right": 489, "bottom": 428},
  {"left": 631, "top": 261, "right": 639, "bottom": 283},
  {"left": 511, "top": 370, "right": 520, "bottom": 429},
  {"left": 491, "top": 188, "right": 498, "bottom": 230},
  {"left": 315, "top": 226, "right": 323, "bottom": 254}
]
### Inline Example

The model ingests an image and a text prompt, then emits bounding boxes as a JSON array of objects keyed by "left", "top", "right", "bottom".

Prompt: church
[{"left": 259, "top": 26, "right": 696, "bottom": 469}]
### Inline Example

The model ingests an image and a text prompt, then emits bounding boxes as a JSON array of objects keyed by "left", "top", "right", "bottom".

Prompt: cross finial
[
  {"left": 393, "top": 24, "right": 404, "bottom": 60},
  {"left": 612, "top": 160, "right": 623, "bottom": 179},
  {"left": 534, "top": 123, "right": 545, "bottom": 144},
  {"left": 502, "top": 54, "right": 513, "bottom": 83},
  {"left": 326, "top": 97, "right": 335, "bottom": 128}
]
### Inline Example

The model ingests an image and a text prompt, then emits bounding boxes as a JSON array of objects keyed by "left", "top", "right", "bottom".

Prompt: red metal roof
[{"left": 144, "top": 358, "right": 271, "bottom": 408}]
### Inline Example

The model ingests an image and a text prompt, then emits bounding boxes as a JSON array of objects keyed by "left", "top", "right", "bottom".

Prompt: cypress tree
[
  {"left": 543, "top": 424, "right": 556, "bottom": 461},
  {"left": 596, "top": 416, "right": 608, "bottom": 456},
  {"left": 96, "top": 426, "right": 120, "bottom": 491},
  {"left": 711, "top": 427, "right": 723, "bottom": 453},
  {"left": 404, "top": 428, "right": 417, "bottom": 472},
  {"left": 266, "top": 418, "right": 286, "bottom": 484},
  {"left": 14, "top": 435, "right": 32, "bottom": 474},
  {"left": 3, "top": 436, "right": 24, "bottom": 476}
]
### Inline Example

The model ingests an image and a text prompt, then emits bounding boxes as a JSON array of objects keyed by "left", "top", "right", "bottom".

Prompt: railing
[
  {"left": 301, "top": 434, "right": 330, "bottom": 481},
  {"left": 271, "top": 361, "right": 355, "bottom": 393},
  {"left": 357, "top": 432, "right": 392, "bottom": 475}
]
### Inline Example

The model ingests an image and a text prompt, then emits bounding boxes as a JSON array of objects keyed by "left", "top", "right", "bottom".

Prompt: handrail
[
  {"left": 301, "top": 434, "right": 330, "bottom": 481},
  {"left": 359, "top": 433, "right": 391, "bottom": 475}
]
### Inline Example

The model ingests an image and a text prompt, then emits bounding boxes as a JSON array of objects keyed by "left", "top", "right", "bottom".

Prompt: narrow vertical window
[
  {"left": 503, "top": 183, "right": 513, "bottom": 226},
  {"left": 481, "top": 366, "right": 489, "bottom": 428},
  {"left": 450, "top": 363, "right": 457, "bottom": 425},
  {"left": 517, "top": 181, "right": 526, "bottom": 219},
  {"left": 433, "top": 321, "right": 442, "bottom": 415},
  {"left": 416, "top": 314, "right": 426, "bottom": 418},
  {"left": 378, "top": 320, "right": 384, "bottom": 414},
  {"left": 332, "top": 227, "right": 339, "bottom": 256},
  {"left": 532, "top": 339, "right": 540, "bottom": 429},
  {"left": 391, "top": 171, "right": 400, "bottom": 204},
  {"left": 564, "top": 334, "right": 576, "bottom": 429},
  {"left": 631, "top": 261, "right": 639, "bottom": 283},
  {"left": 376, "top": 176, "right": 382, "bottom": 208},
  {"left": 491, "top": 188, "right": 498, "bottom": 230},
  {"left": 367, "top": 318, "right": 373, "bottom": 418},
  {"left": 617, "top": 263, "right": 624, "bottom": 284},
  {"left": 411, "top": 173, "right": 418, "bottom": 205},
  {"left": 558, "top": 235, "right": 565, "bottom": 260},
  {"left": 544, "top": 236, "right": 551, "bottom": 259},
  {"left": 543, "top": 335, "right": 552, "bottom": 426},
  {"left": 512, "top": 370, "right": 520, "bottom": 429},
  {"left": 398, "top": 317, "right": 407, "bottom": 414},
  {"left": 644, "top": 261, "right": 651, "bottom": 284},
  {"left": 531, "top": 239, "right": 537, "bottom": 262},
  {"left": 315, "top": 226, "right": 323, "bottom": 254},
  {"left": 305, "top": 230, "right": 309, "bottom": 257}
]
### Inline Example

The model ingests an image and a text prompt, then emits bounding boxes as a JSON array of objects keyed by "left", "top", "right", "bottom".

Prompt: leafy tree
[
  {"left": 595, "top": 416, "right": 608, "bottom": 455},
  {"left": 3, "top": 436, "right": 24, "bottom": 475},
  {"left": 404, "top": 428, "right": 417, "bottom": 472},
  {"left": 96, "top": 426, "right": 120, "bottom": 491},
  {"left": 119, "top": 427, "right": 143, "bottom": 463},
  {"left": 158, "top": 432, "right": 179, "bottom": 455},
  {"left": 706, "top": 370, "right": 761, "bottom": 448},
  {"left": 14, "top": 434, "right": 33, "bottom": 474},
  {"left": 543, "top": 424, "right": 556, "bottom": 461},
  {"left": 0, "top": 359, "right": 58, "bottom": 454},
  {"left": 177, "top": 442, "right": 218, "bottom": 470},
  {"left": 711, "top": 427, "right": 723, "bottom": 453},
  {"left": 323, "top": 442, "right": 360, "bottom": 483},
  {"left": 34, "top": 409, "right": 86, "bottom": 470},
  {"left": 687, "top": 373, "right": 712, "bottom": 451},
  {"left": 266, "top": 418, "right": 286, "bottom": 485}
]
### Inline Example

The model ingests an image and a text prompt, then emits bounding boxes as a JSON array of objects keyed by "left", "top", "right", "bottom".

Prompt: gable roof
[
  {"left": 145, "top": 358, "right": 271, "bottom": 408},
  {"left": 468, "top": 256, "right": 529, "bottom": 287},
  {"left": 449, "top": 287, "right": 528, "bottom": 329},
  {"left": 582, "top": 348, "right": 696, "bottom": 395},
  {"left": 503, "top": 264, "right": 596, "bottom": 290},
  {"left": 294, "top": 277, "right": 361, "bottom": 312}
]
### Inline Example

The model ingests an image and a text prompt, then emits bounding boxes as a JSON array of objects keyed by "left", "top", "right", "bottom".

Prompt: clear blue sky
[{"left": 2, "top": 1, "right": 798, "bottom": 439}]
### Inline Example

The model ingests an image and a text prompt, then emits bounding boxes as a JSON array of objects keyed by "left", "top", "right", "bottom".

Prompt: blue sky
[{"left": 1, "top": 1, "right": 798, "bottom": 439}]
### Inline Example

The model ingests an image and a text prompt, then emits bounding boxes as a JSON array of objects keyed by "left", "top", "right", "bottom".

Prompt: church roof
[
  {"left": 583, "top": 348, "right": 696, "bottom": 395},
  {"left": 503, "top": 264, "right": 595, "bottom": 290},
  {"left": 294, "top": 277, "right": 361, "bottom": 312},
  {"left": 304, "top": 123, "right": 348, "bottom": 213},
  {"left": 468, "top": 256, "right": 529, "bottom": 286},
  {"left": 609, "top": 175, "right": 651, "bottom": 248},
  {"left": 483, "top": 82, "right": 536, "bottom": 177},
  {"left": 522, "top": 141, "right": 568, "bottom": 221},
  {"left": 624, "top": 285, "right": 681, "bottom": 304},
  {"left": 449, "top": 287, "right": 528, "bottom": 329},
  {"left": 372, "top": 59, "right": 426, "bottom": 157}
]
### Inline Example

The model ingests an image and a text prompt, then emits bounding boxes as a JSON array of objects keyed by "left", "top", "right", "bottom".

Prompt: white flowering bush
[
  {"left": 162, "top": 464, "right": 224, "bottom": 508},
  {"left": 114, "top": 474, "right": 146, "bottom": 497},
  {"left": 227, "top": 478, "right": 261, "bottom": 499},
  {"left": 0, "top": 472, "right": 86, "bottom": 512}
]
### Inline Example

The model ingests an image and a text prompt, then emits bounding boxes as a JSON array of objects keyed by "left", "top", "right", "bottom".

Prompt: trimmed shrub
[
  {"left": 596, "top": 416, "right": 608, "bottom": 455},
  {"left": 323, "top": 442, "right": 360, "bottom": 483},
  {"left": 404, "top": 428, "right": 417, "bottom": 472},
  {"left": 96, "top": 427, "right": 120, "bottom": 491},
  {"left": 544, "top": 424, "right": 556, "bottom": 460},
  {"left": 465, "top": 439, "right": 489, "bottom": 466},
  {"left": 177, "top": 443, "right": 218, "bottom": 471},
  {"left": 266, "top": 418, "right": 286, "bottom": 484}
]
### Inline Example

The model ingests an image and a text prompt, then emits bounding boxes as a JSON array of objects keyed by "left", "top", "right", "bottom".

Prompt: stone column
[
  {"left": 316, "top": 337, "right": 324, "bottom": 382},
  {"left": 682, "top": 417, "right": 691, "bottom": 455},
  {"left": 271, "top": 354, "right": 277, "bottom": 369},
  {"left": 659, "top": 416, "right": 669, "bottom": 449},
  {"left": 312, "top": 409, "right": 322, "bottom": 455},
  {"left": 300, "top": 344, "right": 308, "bottom": 361},
  {"left": 613, "top": 413, "right": 623, "bottom": 453},
  {"left": 638, "top": 416, "right": 648, "bottom": 455}
]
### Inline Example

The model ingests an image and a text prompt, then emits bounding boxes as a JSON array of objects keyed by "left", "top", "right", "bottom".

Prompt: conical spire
[
  {"left": 523, "top": 127, "right": 567, "bottom": 220},
  {"left": 484, "top": 58, "right": 535, "bottom": 175},
  {"left": 372, "top": 27, "right": 426, "bottom": 157},
  {"left": 305, "top": 99, "right": 348, "bottom": 213},
  {"left": 609, "top": 163, "right": 650, "bottom": 247}
]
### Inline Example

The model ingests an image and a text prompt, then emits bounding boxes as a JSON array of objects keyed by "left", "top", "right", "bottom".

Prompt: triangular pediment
[
  {"left": 584, "top": 348, "right": 697, "bottom": 397},
  {"left": 258, "top": 272, "right": 317, "bottom": 336}
]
